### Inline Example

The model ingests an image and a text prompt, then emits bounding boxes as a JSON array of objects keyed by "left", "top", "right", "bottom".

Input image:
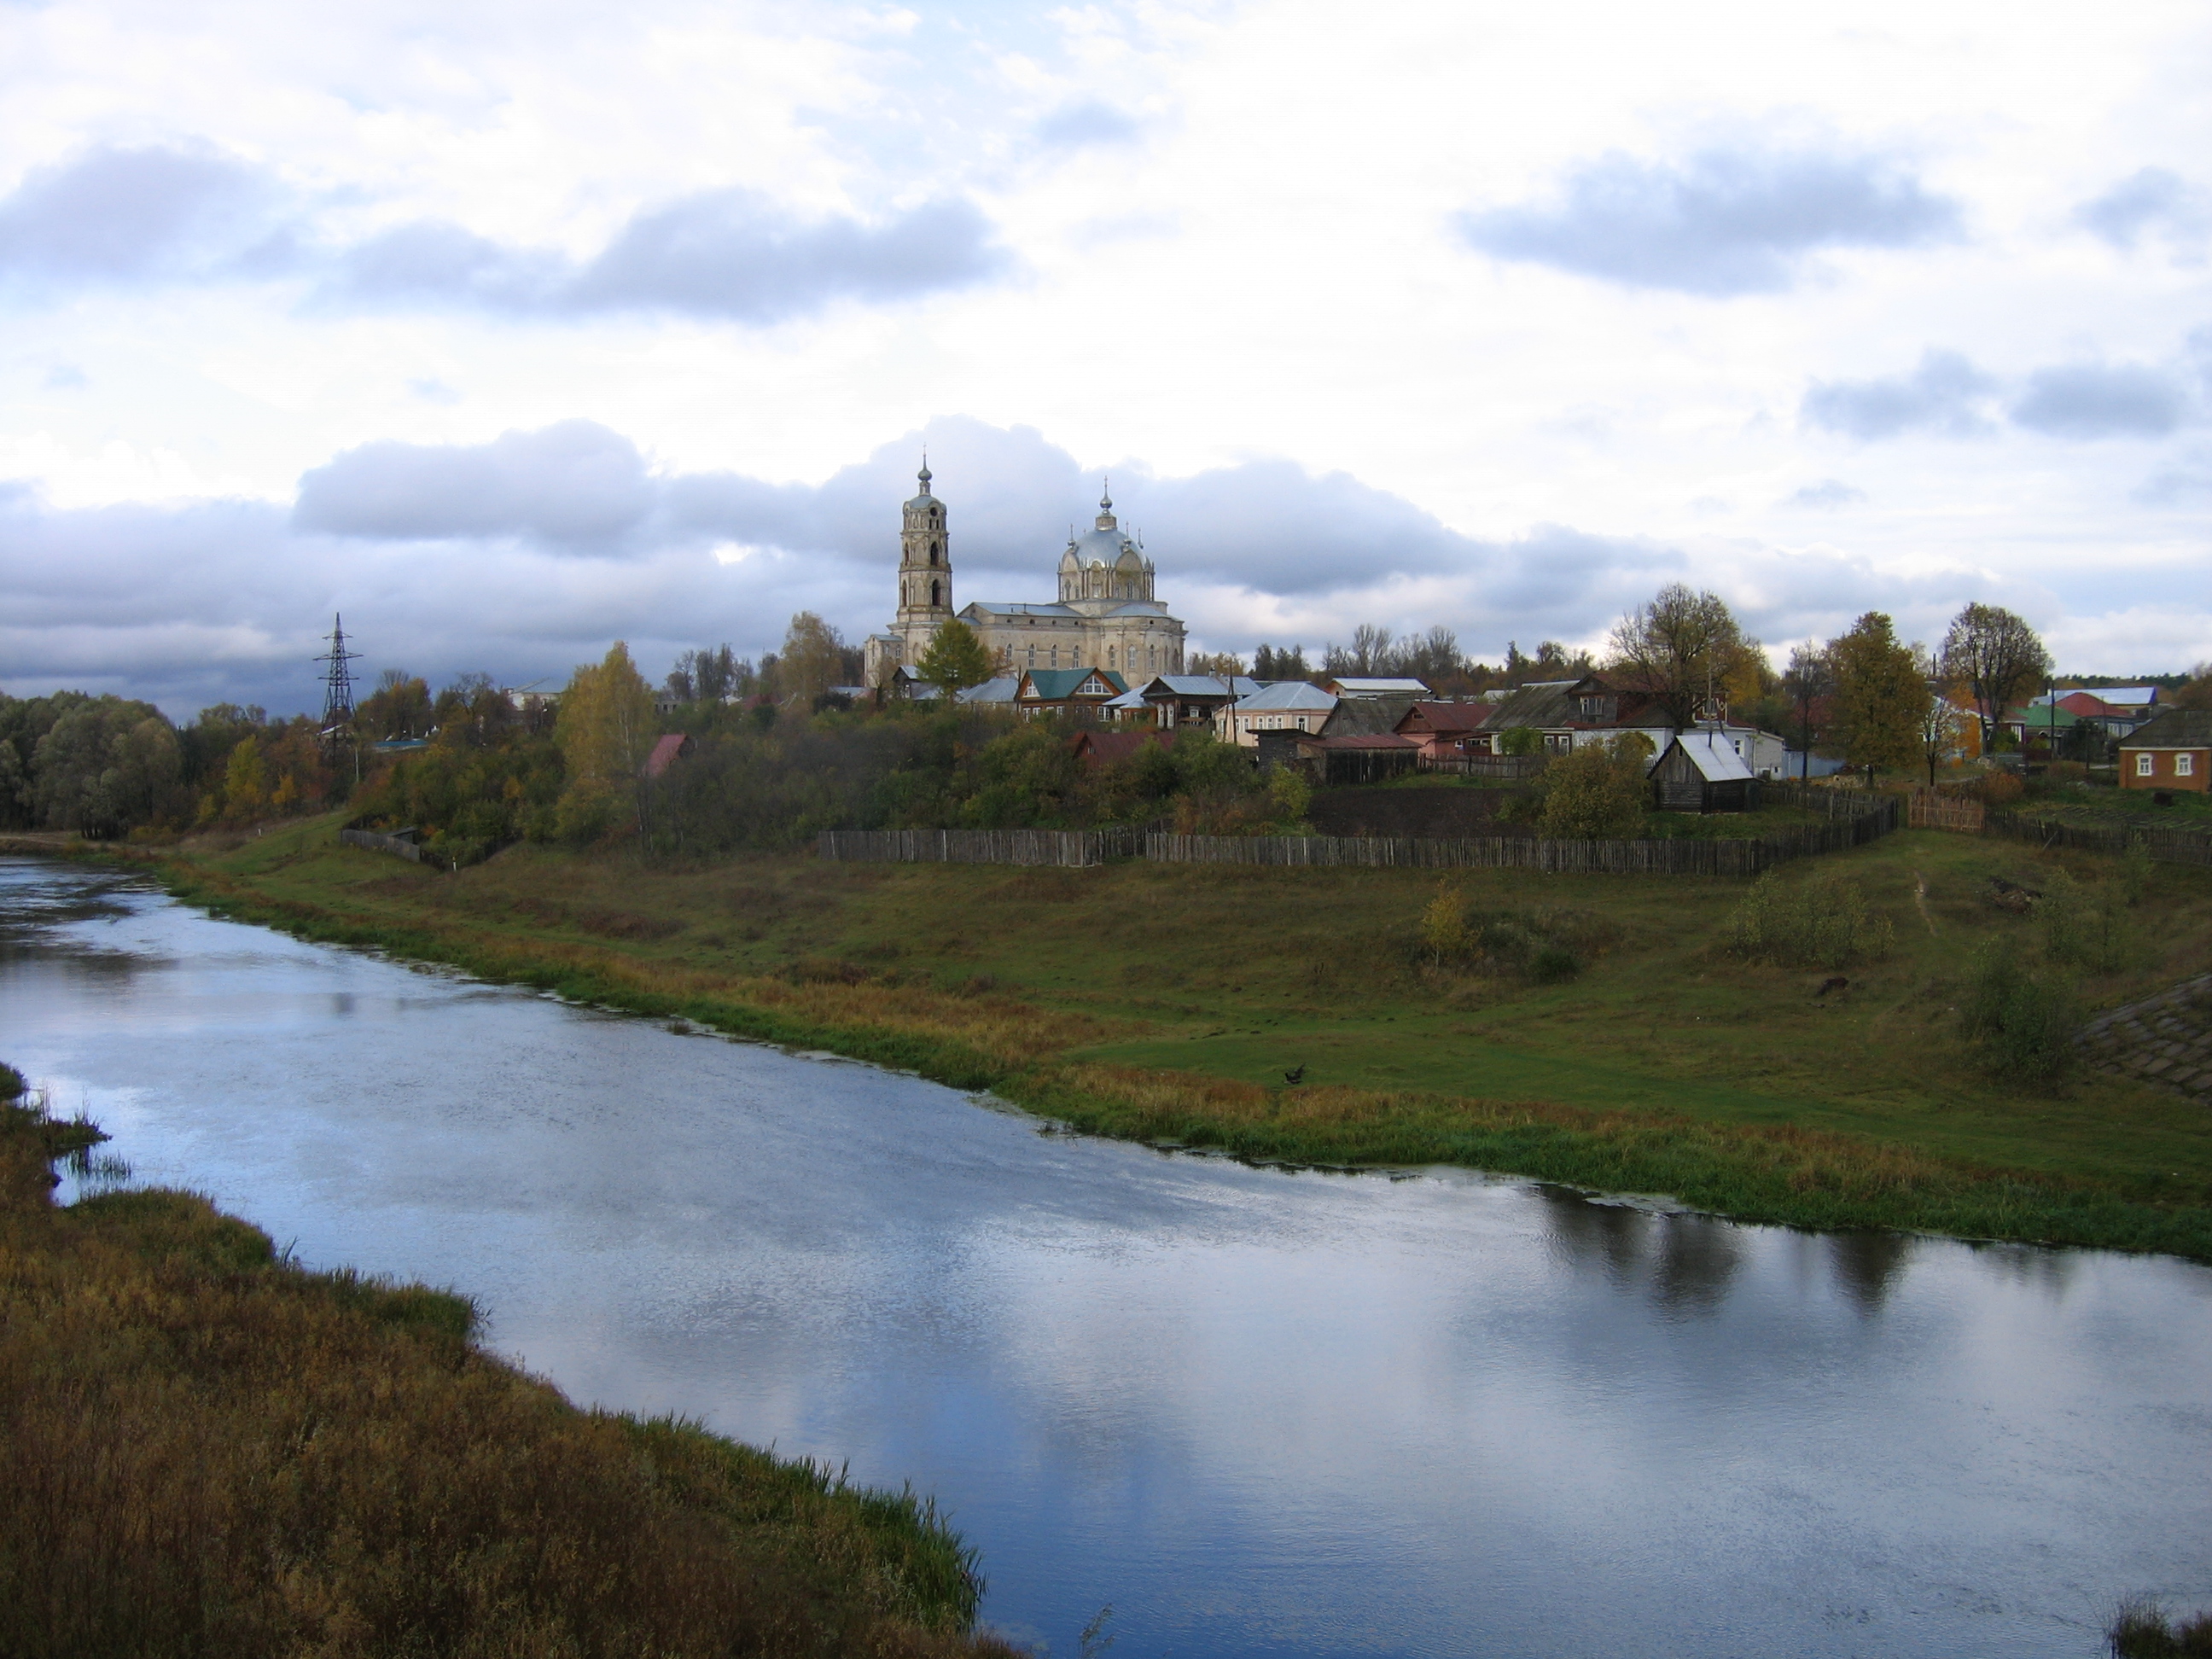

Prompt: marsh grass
[
  {"left": 2111, "top": 1598, "right": 2212, "bottom": 1657},
  {"left": 0, "top": 1097, "right": 1016, "bottom": 1659}
]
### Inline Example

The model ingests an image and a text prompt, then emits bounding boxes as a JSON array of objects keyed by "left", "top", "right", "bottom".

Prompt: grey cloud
[
  {"left": 293, "top": 421, "right": 658, "bottom": 552},
  {"left": 1458, "top": 148, "right": 1960, "bottom": 296},
  {"left": 2075, "top": 168, "right": 2208, "bottom": 253},
  {"left": 329, "top": 191, "right": 1004, "bottom": 323},
  {"left": 1784, "top": 480, "right": 1867, "bottom": 509},
  {"left": 0, "top": 143, "right": 276, "bottom": 287},
  {"left": 2132, "top": 450, "right": 2212, "bottom": 506},
  {"left": 1801, "top": 350, "right": 1997, "bottom": 439},
  {"left": 1035, "top": 102, "right": 1141, "bottom": 148},
  {"left": 2010, "top": 362, "right": 2190, "bottom": 439}
]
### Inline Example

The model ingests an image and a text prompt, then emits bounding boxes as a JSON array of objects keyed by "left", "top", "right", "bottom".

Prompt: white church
[{"left": 863, "top": 464, "right": 1188, "bottom": 688}]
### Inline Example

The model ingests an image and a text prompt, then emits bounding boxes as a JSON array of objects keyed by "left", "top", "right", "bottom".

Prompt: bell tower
[{"left": 894, "top": 460, "right": 953, "bottom": 644}]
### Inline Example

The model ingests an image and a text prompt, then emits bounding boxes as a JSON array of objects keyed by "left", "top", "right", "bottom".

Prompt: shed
[{"left": 1650, "top": 731, "right": 1761, "bottom": 813}]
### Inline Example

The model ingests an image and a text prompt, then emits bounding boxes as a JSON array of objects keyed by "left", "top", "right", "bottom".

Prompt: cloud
[
  {"left": 0, "top": 143, "right": 277, "bottom": 288},
  {"left": 328, "top": 191, "right": 1005, "bottom": 323},
  {"left": 1457, "top": 147, "right": 1960, "bottom": 296},
  {"left": 43, "top": 364, "right": 87, "bottom": 390},
  {"left": 1782, "top": 479, "right": 1867, "bottom": 509},
  {"left": 2132, "top": 449, "right": 2212, "bottom": 506},
  {"left": 1801, "top": 349, "right": 1996, "bottom": 439},
  {"left": 293, "top": 421, "right": 659, "bottom": 552},
  {"left": 2009, "top": 363, "right": 2190, "bottom": 439},
  {"left": 2075, "top": 168, "right": 2209, "bottom": 254},
  {"left": 1034, "top": 102, "right": 1142, "bottom": 149}
]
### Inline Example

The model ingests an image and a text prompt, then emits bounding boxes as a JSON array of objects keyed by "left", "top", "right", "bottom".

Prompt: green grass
[{"left": 96, "top": 809, "right": 2212, "bottom": 1257}]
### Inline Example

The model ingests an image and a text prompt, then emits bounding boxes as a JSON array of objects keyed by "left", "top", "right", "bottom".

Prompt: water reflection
[{"left": 3, "top": 856, "right": 2209, "bottom": 1659}]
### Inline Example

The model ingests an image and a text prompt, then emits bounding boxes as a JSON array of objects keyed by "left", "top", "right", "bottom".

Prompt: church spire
[
  {"left": 1095, "top": 478, "right": 1116, "bottom": 533},
  {"left": 917, "top": 452, "right": 932, "bottom": 494}
]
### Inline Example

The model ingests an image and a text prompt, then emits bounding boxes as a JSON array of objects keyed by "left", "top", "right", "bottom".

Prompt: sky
[{"left": 0, "top": 0, "right": 2207, "bottom": 717}]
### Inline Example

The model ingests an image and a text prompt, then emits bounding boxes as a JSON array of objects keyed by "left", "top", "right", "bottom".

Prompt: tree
[
  {"left": 1827, "top": 613, "right": 1930, "bottom": 783},
  {"left": 914, "top": 620, "right": 996, "bottom": 696},
  {"left": 1607, "top": 584, "right": 1764, "bottom": 729},
  {"left": 1187, "top": 650, "right": 1247, "bottom": 678},
  {"left": 30, "top": 697, "right": 182, "bottom": 835},
  {"left": 1536, "top": 733, "right": 1650, "bottom": 838},
  {"left": 555, "top": 642, "right": 656, "bottom": 841},
  {"left": 1782, "top": 642, "right": 1831, "bottom": 788},
  {"left": 774, "top": 613, "right": 847, "bottom": 705},
  {"left": 1252, "top": 643, "right": 1313, "bottom": 682},
  {"left": 1940, "top": 603, "right": 2050, "bottom": 757}
]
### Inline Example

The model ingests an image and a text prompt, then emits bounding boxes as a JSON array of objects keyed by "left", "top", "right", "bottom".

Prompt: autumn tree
[
  {"left": 554, "top": 642, "right": 656, "bottom": 842},
  {"left": 1607, "top": 585, "right": 1765, "bottom": 729},
  {"left": 1827, "top": 613, "right": 1930, "bottom": 783},
  {"left": 1940, "top": 603, "right": 2050, "bottom": 755},
  {"left": 771, "top": 613, "right": 848, "bottom": 706},
  {"left": 1781, "top": 643, "right": 1832, "bottom": 787},
  {"left": 914, "top": 620, "right": 996, "bottom": 696},
  {"left": 29, "top": 696, "right": 182, "bottom": 835}
]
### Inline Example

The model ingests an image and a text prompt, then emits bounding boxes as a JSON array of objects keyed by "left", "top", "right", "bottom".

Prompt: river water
[{"left": 2, "top": 858, "right": 2207, "bottom": 1657}]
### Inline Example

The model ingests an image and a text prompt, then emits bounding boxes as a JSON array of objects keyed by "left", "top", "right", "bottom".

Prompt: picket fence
[
  {"left": 1146, "top": 798, "right": 1897, "bottom": 876},
  {"left": 1984, "top": 810, "right": 2212, "bottom": 867},
  {"left": 1414, "top": 754, "right": 1545, "bottom": 781},
  {"left": 819, "top": 798, "right": 1897, "bottom": 876},
  {"left": 816, "top": 829, "right": 1139, "bottom": 867},
  {"left": 1907, "top": 789, "right": 1985, "bottom": 832}
]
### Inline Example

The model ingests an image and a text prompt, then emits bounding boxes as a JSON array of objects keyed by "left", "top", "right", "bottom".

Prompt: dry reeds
[{"left": 0, "top": 1100, "right": 1019, "bottom": 1659}]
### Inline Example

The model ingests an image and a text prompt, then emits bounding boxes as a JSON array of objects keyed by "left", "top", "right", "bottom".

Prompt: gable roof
[
  {"left": 1477, "top": 678, "right": 1598, "bottom": 731},
  {"left": 1326, "top": 677, "right": 1431, "bottom": 696},
  {"left": 643, "top": 733, "right": 691, "bottom": 779},
  {"left": 2040, "top": 685, "right": 2158, "bottom": 708},
  {"left": 1234, "top": 680, "right": 1337, "bottom": 712},
  {"left": 1395, "top": 700, "right": 1491, "bottom": 735},
  {"left": 1138, "top": 674, "right": 1261, "bottom": 700},
  {"left": 1320, "top": 693, "right": 1421, "bottom": 738},
  {"left": 1657, "top": 731, "right": 1757, "bottom": 782},
  {"left": 1017, "top": 667, "right": 1127, "bottom": 701},
  {"left": 2120, "top": 707, "right": 2212, "bottom": 748},
  {"left": 957, "top": 676, "right": 1022, "bottom": 704}
]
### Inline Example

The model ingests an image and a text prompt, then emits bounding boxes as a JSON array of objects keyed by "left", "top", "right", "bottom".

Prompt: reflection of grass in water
[{"left": 65, "top": 1144, "right": 134, "bottom": 1190}]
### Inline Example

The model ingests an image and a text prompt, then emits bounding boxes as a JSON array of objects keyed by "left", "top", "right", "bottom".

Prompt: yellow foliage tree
[{"left": 554, "top": 643, "right": 656, "bottom": 841}]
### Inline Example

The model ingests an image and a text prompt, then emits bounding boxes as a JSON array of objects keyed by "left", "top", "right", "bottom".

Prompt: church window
[
  {"left": 931, "top": 580, "right": 941, "bottom": 608},
  {"left": 1108, "top": 645, "right": 1115, "bottom": 667}
]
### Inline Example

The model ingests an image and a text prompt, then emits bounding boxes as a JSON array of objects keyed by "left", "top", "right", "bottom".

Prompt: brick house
[{"left": 2119, "top": 708, "right": 2211, "bottom": 793}]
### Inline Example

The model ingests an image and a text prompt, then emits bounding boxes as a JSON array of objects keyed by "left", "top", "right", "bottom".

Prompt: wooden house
[
  {"left": 1393, "top": 700, "right": 1494, "bottom": 760},
  {"left": 1015, "top": 667, "right": 1127, "bottom": 718}
]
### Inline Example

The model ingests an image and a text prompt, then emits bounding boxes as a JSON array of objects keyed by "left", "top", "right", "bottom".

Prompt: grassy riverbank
[
  {"left": 91, "top": 814, "right": 2212, "bottom": 1258},
  {"left": 0, "top": 1067, "right": 1014, "bottom": 1658}
]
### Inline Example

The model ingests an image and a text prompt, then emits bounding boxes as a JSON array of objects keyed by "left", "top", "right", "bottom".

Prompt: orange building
[{"left": 2118, "top": 709, "right": 2210, "bottom": 793}]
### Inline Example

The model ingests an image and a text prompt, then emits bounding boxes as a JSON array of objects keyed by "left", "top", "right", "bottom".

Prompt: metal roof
[
  {"left": 1141, "top": 675, "right": 1260, "bottom": 699},
  {"left": 956, "top": 677, "right": 1022, "bottom": 703},
  {"left": 1233, "top": 680, "right": 1337, "bottom": 711},
  {"left": 963, "top": 602, "right": 1080, "bottom": 618},
  {"left": 1328, "top": 677, "right": 1431, "bottom": 696},
  {"left": 1661, "top": 731, "right": 1758, "bottom": 782}
]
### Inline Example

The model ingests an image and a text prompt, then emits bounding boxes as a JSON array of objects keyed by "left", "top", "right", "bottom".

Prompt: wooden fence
[
  {"left": 1414, "top": 754, "right": 1545, "bottom": 781},
  {"left": 1984, "top": 810, "right": 2212, "bottom": 867},
  {"left": 816, "top": 829, "right": 1139, "bottom": 867},
  {"left": 1144, "top": 800, "right": 1897, "bottom": 876},
  {"left": 339, "top": 828, "right": 424, "bottom": 864},
  {"left": 1907, "top": 789, "right": 1985, "bottom": 832}
]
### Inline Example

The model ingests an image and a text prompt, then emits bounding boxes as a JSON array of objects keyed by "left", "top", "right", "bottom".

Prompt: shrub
[
  {"left": 1529, "top": 944, "right": 1582, "bottom": 984},
  {"left": 1961, "top": 945, "right": 2078, "bottom": 1086},
  {"left": 1968, "top": 770, "right": 2025, "bottom": 807},
  {"left": 1534, "top": 736, "right": 1647, "bottom": 839},
  {"left": 2040, "top": 871, "right": 2133, "bottom": 974},
  {"left": 2122, "top": 839, "right": 2153, "bottom": 905},
  {"left": 1417, "top": 882, "right": 1587, "bottom": 983},
  {"left": 1497, "top": 726, "right": 1542, "bottom": 758},
  {"left": 2109, "top": 1598, "right": 2212, "bottom": 1657},
  {"left": 1726, "top": 871, "right": 1895, "bottom": 969}
]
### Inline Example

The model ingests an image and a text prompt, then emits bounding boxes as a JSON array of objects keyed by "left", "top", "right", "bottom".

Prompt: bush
[
  {"left": 1968, "top": 770, "right": 2025, "bottom": 807},
  {"left": 2122, "top": 839, "right": 2153, "bottom": 905},
  {"left": 1497, "top": 726, "right": 1542, "bottom": 758},
  {"left": 2040, "top": 871, "right": 2133, "bottom": 974},
  {"left": 1419, "top": 882, "right": 1587, "bottom": 983},
  {"left": 1726, "top": 871, "right": 1895, "bottom": 969},
  {"left": 1534, "top": 736, "right": 1648, "bottom": 839},
  {"left": 1961, "top": 945, "right": 2078, "bottom": 1086},
  {"left": 2110, "top": 1598, "right": 2212, "bottom": 1657}
]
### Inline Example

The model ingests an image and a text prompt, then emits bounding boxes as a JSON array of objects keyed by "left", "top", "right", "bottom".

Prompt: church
[{"left": 863, "top": 464, "right": 1188, "bottom": 688}]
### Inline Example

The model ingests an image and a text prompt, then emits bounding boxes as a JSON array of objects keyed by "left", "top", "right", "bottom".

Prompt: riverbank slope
[
  {"left": 0, "top": 1066, "right": 1015, "bottom": 1658},
  {"left": 102, "top": 818, "right": 2212, "bottom": 1258}
]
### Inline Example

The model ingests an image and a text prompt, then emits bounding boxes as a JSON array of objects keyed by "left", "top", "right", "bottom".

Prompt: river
[{"left": 2, "top": 857, "right": 2207, "bottom": 1656}]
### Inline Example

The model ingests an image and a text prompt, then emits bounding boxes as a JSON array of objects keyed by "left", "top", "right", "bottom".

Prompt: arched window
[
  {"left": 1108, "top": 645, "right": 1115, "bottom": 667},
  {"left": 931, "top": 580, "right": 941, "bottom": 608}
]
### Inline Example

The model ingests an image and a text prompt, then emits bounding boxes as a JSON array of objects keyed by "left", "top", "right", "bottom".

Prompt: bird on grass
[{"left": 1284, "top": 1064, "right": 1307, "bottom": 1085}]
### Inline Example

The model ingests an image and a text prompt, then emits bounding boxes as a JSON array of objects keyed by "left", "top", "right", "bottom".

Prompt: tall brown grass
[{"left": 0, "top": 1097, "right": 1022, "bottom": 1659}]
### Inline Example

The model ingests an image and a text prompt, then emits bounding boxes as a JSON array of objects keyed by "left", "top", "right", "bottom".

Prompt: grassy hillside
[
  {"left": 113, "top": 814, "right": 2212, "bottom": 1257},
  {"left": 0, "top": 1070, "right": 1016, "bottom": 1659}
]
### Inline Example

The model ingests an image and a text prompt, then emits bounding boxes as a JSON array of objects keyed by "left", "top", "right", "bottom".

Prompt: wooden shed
[{"left": 1650, "top": 731, "right": 1761, "bottom": 813}]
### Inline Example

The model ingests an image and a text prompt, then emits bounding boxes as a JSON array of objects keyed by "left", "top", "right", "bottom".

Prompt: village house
[
  {"left": 2119, "top": 708, "right": 2210, "bottom": 793},
  {"left": 1392, "top": 700, "right": 1495, "bottom": 760},
  {"left": 1014, "top": 667, "right": 1126, "bottom": 718},
  {"left": 1471, "top": 676, "right": 1670, "bottom": 756},
  {"left": 1220, "top": 680, "right": 1337, "bottom": 747},
  {"left": 1135, "top": 673, "right": 1260, "bottom": 730}
]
